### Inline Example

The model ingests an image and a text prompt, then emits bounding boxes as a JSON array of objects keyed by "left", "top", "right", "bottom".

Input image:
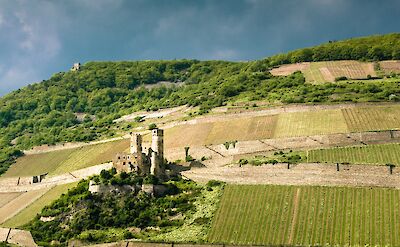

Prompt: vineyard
[
  {"left": 308, "top": 143, "right": 400, "bottom": 165},
  {"left": 209, "top": 184, "right": 400, "bottom": 246},
  {"left": 160, "top": 115, "right": 277, "bottom": 148},
  {"left": 271, "top": 60, "right": 378, "bottom": 83},
  {"left": 380, "top": 60, "right": 400, "bottom": 74},
  {"left": 342, "top": 105, "right": 400, "bottom": 132},
  {"left": 4, "top": 139, "right": 129, "bottom": 177},
  {"left": 274, "top": 109, "right": 348, "bottom": 138}
]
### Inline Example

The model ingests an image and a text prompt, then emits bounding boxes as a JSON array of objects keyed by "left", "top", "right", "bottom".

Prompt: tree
[{"left": 148, "top": 123, "right": 157, "bottom": 130}]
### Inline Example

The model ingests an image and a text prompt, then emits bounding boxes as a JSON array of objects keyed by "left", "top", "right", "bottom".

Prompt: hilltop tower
[
  {"left": 130, "top": 133, "right": 142, "bottom": 154},
  {"left": 150, "top": 129, "right": 164, "bottom": 176}
]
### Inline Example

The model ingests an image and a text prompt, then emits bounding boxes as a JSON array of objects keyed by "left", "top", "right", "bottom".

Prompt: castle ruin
[{"left": 113, "top": 128, "right": 165, "bottom": 178}]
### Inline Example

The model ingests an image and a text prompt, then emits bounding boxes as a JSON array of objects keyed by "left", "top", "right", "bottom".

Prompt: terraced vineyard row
[
  {"left": 342, "top": 106, "right": 400, "bottom": 132},
  {"left": 209, "top": 184, "right": 400, "bottom": 246},
  {"left": 308, "top": 143, "right": 400, "bottom": 165}
]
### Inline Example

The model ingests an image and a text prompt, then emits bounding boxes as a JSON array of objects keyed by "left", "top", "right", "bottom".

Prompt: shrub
[
  {"left": 206, "top": 180, "right": 224, "bottom": 187},
  {"left": 335, "top": 76, "right": 348, "bottom": 82},
  {"left": 148, "top": 123, "right": 157, "bottom": 130}
]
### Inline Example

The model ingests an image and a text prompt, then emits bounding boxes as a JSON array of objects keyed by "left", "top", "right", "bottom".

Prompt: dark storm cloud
[{"left": 0, "top": 0, "right": 399, "bottom": 95}]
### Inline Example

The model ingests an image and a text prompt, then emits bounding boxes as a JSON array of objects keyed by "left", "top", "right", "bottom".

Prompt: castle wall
[{"left": 150, "top": 129, "right": 164, "bottom": 177}]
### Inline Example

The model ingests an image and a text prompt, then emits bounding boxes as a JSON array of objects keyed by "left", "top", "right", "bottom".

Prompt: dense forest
[
  {"left": 268, "top": 33, "right": 400, "bottom": 65},
  {"left": 0, "top": 33, "right": 399, "bottom": 175}
]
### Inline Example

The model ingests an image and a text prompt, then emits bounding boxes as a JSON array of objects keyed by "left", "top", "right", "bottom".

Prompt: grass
[
  {"left": 208, "top": 184, "right": 400, "bottom": 246},
  {"left": 1, "top": 182, "right": 78, "bottom": 228},
  {"left": 4, "top": 139, "right": 129, "bottom": 177},
  {"left": 308, "top": 143, "right": 400, "bottom": 165},
  {"left": 302, "top": 61, "right": 326, "bottom": 83},
  {"left": 342, "top": 105, "right": 400, "bottom": 132},
  {"left": 274, "top": 109, "right": 348, "bottom": 138}
]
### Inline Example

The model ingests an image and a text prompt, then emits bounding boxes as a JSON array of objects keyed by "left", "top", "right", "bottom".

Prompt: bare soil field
[
  {"left": 7, "top": 228, "right": 37, "bottom": 246},
  {"left": 0, "top": 227, "right": 37, "bottom": 247},
  {"left": 380, "top": 60, "right": 400, "bottom": 73},
  {"left": 0, "top": 192, "right": 23, "bottom": 208},
  {"left": 0, "top": 188, "right": 49, "bottom": 224},
  {"left": 269, "top": 62, "right": 310, "bottom": 76}
]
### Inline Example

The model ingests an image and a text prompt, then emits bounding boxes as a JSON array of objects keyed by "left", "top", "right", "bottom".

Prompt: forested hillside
[
  {"left": 0, "top": 33, "right": 399, "bottom": 175},
  {"left": 268, "top": 33, "right": 400, "bottom": 65}
]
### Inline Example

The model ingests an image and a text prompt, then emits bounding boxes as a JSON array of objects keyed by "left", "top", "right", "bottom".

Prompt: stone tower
[
  {"left": 130, "top": 133, "right": 142, "bottom": 154},
  {"left": 150, "top": 129, "right": 164, "bottom": 176}
]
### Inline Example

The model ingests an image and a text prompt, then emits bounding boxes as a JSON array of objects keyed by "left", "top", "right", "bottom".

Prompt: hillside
[
  {"left": 268, "top": 33, "right": 400, "bottom": 65},
  {"left": 0, "top": 33, "right": 399, "bottom": 177}
]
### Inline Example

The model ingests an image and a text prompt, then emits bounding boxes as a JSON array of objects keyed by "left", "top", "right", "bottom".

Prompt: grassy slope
[
  {"left": 209, "top": 184, "right": 400, "bottom": 246},
  {"left": 3, "top": 139, "right": 129, "bottom": 177},
  {"left": 1, "top": 182, "right": 78, "bottom": 228}
]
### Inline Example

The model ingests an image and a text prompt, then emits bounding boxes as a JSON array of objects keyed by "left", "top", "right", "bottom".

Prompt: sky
[{"left": 0, "top": 0, "right": 399, "bottom": 96}]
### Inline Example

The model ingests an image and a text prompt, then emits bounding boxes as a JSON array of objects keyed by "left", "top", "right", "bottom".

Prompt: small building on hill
[{"left": 70, "top": 62, "right": 81, "bottom": 71}]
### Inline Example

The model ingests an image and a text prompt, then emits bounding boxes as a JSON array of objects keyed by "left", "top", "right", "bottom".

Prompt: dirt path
[
  {"left": 288, "top": 188, "right": 301, "bottom": 245},
  {"left": 182, "top": 163, "right": 400, "bottom": 188}
]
